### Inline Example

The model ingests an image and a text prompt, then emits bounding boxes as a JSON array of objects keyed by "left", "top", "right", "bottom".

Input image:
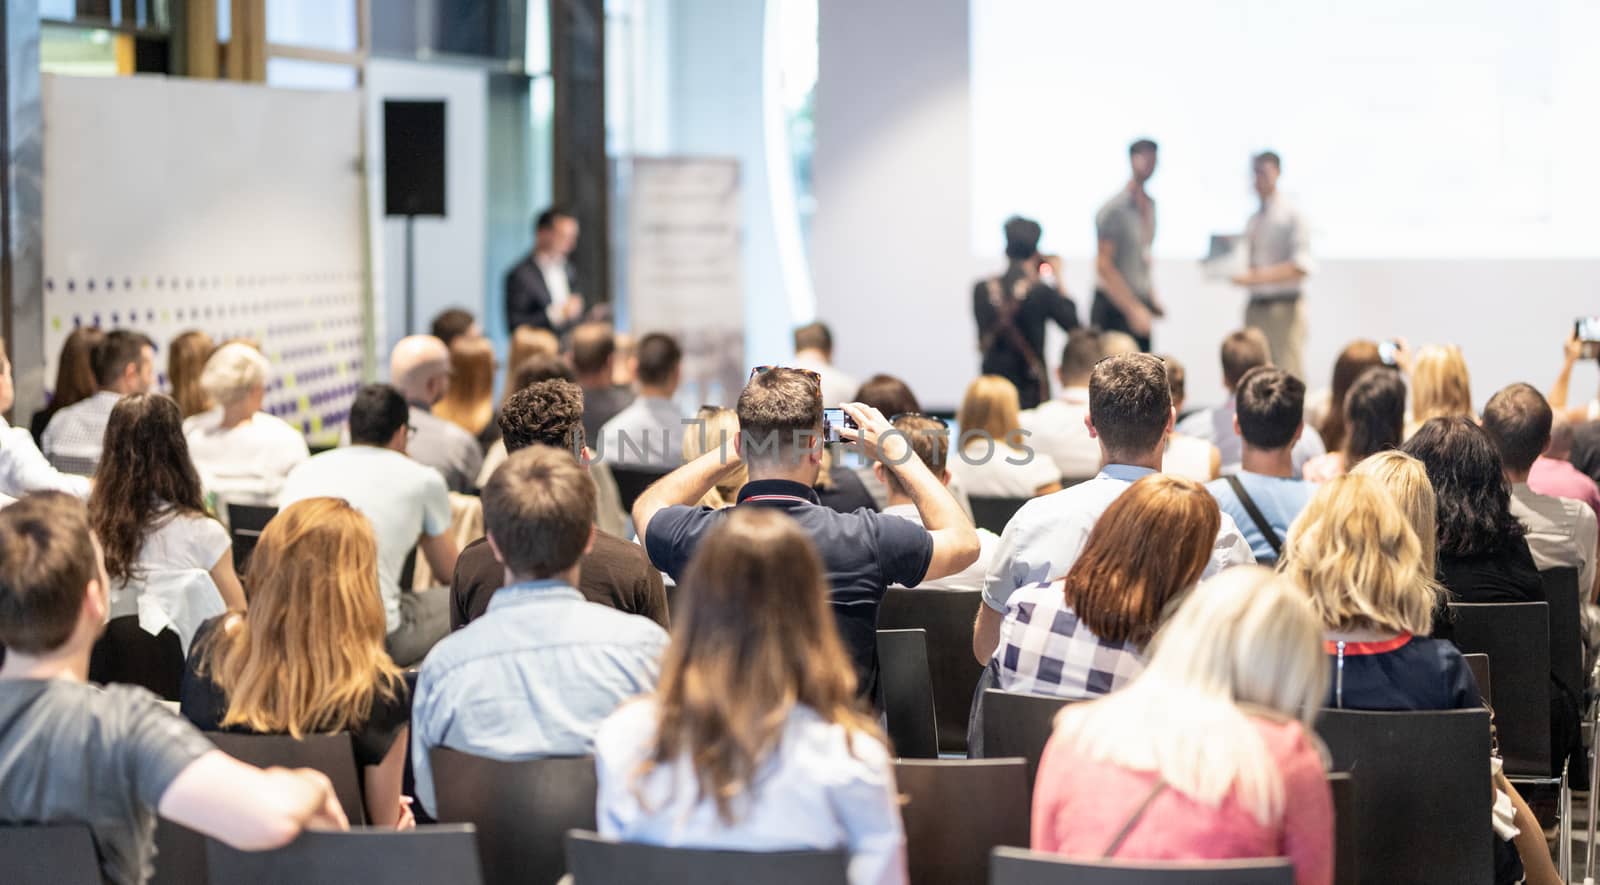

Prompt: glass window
[
  {"left": 267, "top": 0, "right": 359, "bottom": 52},
  {"left": 266, "top": 57, "right": 359, "bottom": 90}
]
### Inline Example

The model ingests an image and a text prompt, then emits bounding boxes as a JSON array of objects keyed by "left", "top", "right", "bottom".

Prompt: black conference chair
[
  {"left": 1316, "top": 708, "right": 1492, "bottom": 884},
  {"left": 877, "top": 629, "right": 940, "bottom": 759},
  {"left": 1445, "top": 603, "right": 1553, "bottom": 777},
  {"left": 206, "top": 732, "right": 368, "bottom": 825},
  {"left": 977, "top": 689, "right": 1078, "bottom": 790},
  {"left": 610, "top": 466, "right": 671, "bottom": 515},
  {"left": 1461, "top": 653, "right": 1491, "bottom": 708},
  {"left": 895, "top": 758, "right": 1030, "bottom": 885},
  {"left": 1326, "top": 772, "right": 1358, "bottom": 885},
  {"left": 565, "top": 830, "right": 849, "bottom": 885},
  {"left": 429, "top": 750, "right": 597, "bottom": 885},
  {"left": 87, "top": 616, "right": 183, "bottom": 700},
  {"left": 967, "top": 495, "right": 1029, "bottom": 534},
  {"left": 226, "top": 503, "right": 278, "bottom": 574},
  {"left": 989, "top": 847, "right": 1294, "bottom": 884},
  {"left": 0, "top": 824, "right": 102, "bottom": 885},
  {"left": 205, "top": 825, "right": 483, "bottom": 885},
  {"left": 878, "top": 588, "right": 985, "bottom": 754}
]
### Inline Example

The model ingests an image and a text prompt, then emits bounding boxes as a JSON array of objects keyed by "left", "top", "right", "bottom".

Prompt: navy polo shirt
[{"left": 644, "top": 479, "right": 935, "bottom": 701}]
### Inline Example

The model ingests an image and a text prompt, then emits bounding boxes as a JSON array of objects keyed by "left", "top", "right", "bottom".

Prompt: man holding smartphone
[
  {"left": 1093, "top": 139, "right": 1162, "bottom": 351},
  {"left": 1231, "top": 151, "right": 1314, "bottom": 379}
]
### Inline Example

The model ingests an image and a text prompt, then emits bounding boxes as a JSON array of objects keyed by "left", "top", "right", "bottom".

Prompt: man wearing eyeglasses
[{"left": 632, "top": 367, "right": 981, "bottom": 705}]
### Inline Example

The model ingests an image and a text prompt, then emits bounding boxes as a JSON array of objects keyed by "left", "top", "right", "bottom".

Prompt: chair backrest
[
  {"left": 0, "top": 824, "right": 103, "bottom": 885},
  {"left": 1539, "top": 566, "right": 1583, "bottom": 706},
  {"left": 1315, "top": 708, "right": 1492, "bottom": 885},
  {"left": 205, "top": 825, "right": 483, "bottom": 885},
  {"left": 877, "top": 629, "right": 939, "bottom": 759},
  {"left": 226, "top": 503, "right": 279, "bottom": 573},
  {"left": 87, "top": 615, "right": 183, "bottom": 700},
  {"left": 978, "top": 689, "right": 1077, "bottom": 789},
  {"left": 565, "top": 830, "right": 849, "bottom": 885},
  {"left": 968, "top": 495, "right": 1029, "bottom": 534},
  {"left": 610, "top": 466, "right": 671, "bottom": 514},
  {"left": 1444, "top": 601, "right": 1551, "bottom": 776},
  {"left": 1325, "top": 772, "right": 1357, "bottom": 885},
  {"left": 430, "top": 750, "right": 597, "bottom": 885},
  {"left": 206, "top": 732, "right": 368, "bottom": 826},
  {"left": 878, "top": 588, "right": 985, "bottom": 753},
  {"left": 989, "top": 847, "right": 1294, "bottom": 884},
  {"left": 1461, "top": 653, "right": 1491, "bottom": 708},
  {"left": 895, "top": 758, "right": 1029, "bottom": 885}
]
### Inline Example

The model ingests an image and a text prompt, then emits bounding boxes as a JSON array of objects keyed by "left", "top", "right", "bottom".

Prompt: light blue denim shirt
[{"left": 410, "top": 579, "right": 668, "bottom": 815}]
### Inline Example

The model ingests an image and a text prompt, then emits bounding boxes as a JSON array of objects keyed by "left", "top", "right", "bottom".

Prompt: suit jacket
[{"left": 505, "top": 253, "right": 578, "bottom": 333}]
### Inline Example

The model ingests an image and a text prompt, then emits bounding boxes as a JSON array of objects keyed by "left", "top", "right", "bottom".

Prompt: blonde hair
[
  {"left": 682, "top": 407, "right": 745, "bottom": 508},
  {"left": 435, "top": 335, "right": 496, "bottom": 437},
  {"left": 168, "top": 330, "right": 216, "bottom": 418},
  {"left": 1280, "top": 474, "right": 1438, "bottom": 635},
  {"left": 1051, "top": 567, "right": 1327, "bottom": 827},
  {"left": 200, "top": 342, "right": 271, "bottom": 407},
  {"left": 197, "top": 498, "right": 401, "bottom": 736},
  {"left": 957, "top": 375, "right": 1025, "bottom": 448},
  {"left": 1410, "top": 344, "right": 1473, "bottom": 425},
  {"left": 1350, "top": 450, "right": 1439, "bottom": 576}
]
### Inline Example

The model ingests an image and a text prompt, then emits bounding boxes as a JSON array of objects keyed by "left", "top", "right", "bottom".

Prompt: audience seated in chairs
[
  {"left": 0, "top": 337, "right": 90, "bottom": 500},
  {"left": 848, "top": 373, "right": 974, "bottom": 517},
  {"left": 450, "top": 380, "right": 667, "bottom": 630},
  {"left": 1529, "top": 414, "right": 1600, "bottom": 519},
  {"left": 1349, "top": 451, "right": 1440, "bottom": 582},
  {"left": 1177, "top": 328, "right": 1324, "bottom": 477},
  {"left": 634, "top": 370, "right": 979, "bottom": 704},
  {"left": 0, "top": 492, "right": 348, "bottom": 885},
  {"left": 1205, "top": 367, "right": 1315, "bottom": 565},
  {"left": 1406, "top": 344, "right": 1476, "bottom": 439},
  {"left": 179, "top": 497, "right": 413, "bottom": 828},
  {"left": 793, "top": 321, "right": 861, "bottom": 411},
  {"left": 594, "top": 508, "right": 907, "bottom": 884},
  {"left": 167, "top": 329, "right": 216, "bottom": 420},
  {"left": 597, "top": 332, "right": 686, "bottom": 469},
  {"left": 1301, "top": 365, "right": 1406, "bottom": 483},
  {"left": 880, "top": 413, "right": 996, "bottom": 592},
  {"left": 412, "top": 445, "right": 668, "bottom": 817},
  {"left": 994, "top": 474, "right": 1218, "bottom": 700},
  {"left": 1158, "top": 355, "right": 1221, "bottom": 481},
  {"left": 183, "top": 342, "right": 309, "bottom": 510},
  {"left": 29, "top": 325, "right": 104, "bottom": 445},
  {"left": 1279, "top": 474, "right": 1556, "bottom": 885},
  {"left": 388, "top": 335, "right": 483, "bottom": 494},
  {"left": 973, "top": 352, "right": 1253, "bottom": 667},
  {"left": 429, "top": 306, "right": 481, "bottom": 349},
  {"left": 1020, "top": 328, "right": 1103, "bottom": 482},
  {"left": 42, "top": 329, "right": 156, "bottom": 476},
  {"left": 281, "top": 384, "right": 458, "bottom": 667},
  {"left": 1307, "top": 339, "right": 1384, "bottom": 454},
  {"left": 1033, "top": 567, "right": 1331, "bottom": 882},
  {"left": 949, "top": 375, "right": 1062, "bottom": 499},
  {"left": 434, "top": 334, "right": 499, "bottom": 451},
  {"left": 476, "top": 351, "right": 579, "bottom": 488},
  {"left": 572, "top": 322, "right": 637, "bottom": 445}
]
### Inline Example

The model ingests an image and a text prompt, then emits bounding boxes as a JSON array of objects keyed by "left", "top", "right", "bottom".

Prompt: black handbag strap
[
  {"left": 1103, "top": 779, "right": 1168, "bottom": 858},
  {"left": 1224, "top": 474, "right": 1283, "bottom": 556}
]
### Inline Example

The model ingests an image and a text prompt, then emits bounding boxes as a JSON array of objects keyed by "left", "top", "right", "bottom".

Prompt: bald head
[{"left": 390, "top": 335, "right": 451, "bottom": 405}]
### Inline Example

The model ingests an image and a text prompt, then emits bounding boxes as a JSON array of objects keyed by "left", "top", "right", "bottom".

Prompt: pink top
[
  {"left": 1529, "top": 456, "right": 1600, "bottom": 518},
  {"left": 1031, "top": 716, "right": 1333, "bottom": 885}
]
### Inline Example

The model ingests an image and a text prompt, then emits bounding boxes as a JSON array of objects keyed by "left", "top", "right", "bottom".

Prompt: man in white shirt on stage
[{"left": 1231, "top": 151, "right": 1314, "bottom": 379}]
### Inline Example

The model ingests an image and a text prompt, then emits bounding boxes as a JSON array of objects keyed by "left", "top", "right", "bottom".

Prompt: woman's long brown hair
[
  {"left": 435, "top": 335, "right": 496, "bottom": 436},
  {"left": 49, "top": 326, "right": 105, "bottom": 410},
  {"left": 1060, "top": 473, "right": 1220, "bottom": 645},
  {"left": 1318, "top": 340, "right": 1382, "bottom": 453},
  {"left": 87, "top": 393, "right": 211, "bottom": 584},
  {"left": 197, "top": 497, "right": 401, "bottom": 735},
  {"left": 637, "top": 508, "right": 881, "bottom": 823},
  {"left": 168, "top": 329, "right": 216, "bottom": 418}
]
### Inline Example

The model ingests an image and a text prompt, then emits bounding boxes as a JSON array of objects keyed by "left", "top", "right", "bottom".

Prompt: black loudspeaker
[{"left": 383, "top": 100, "right": 447, "bottom": 217}]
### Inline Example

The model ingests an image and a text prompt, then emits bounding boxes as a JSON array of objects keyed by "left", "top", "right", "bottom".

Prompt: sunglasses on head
[{"left": 749, "top": 365, "right": 822, "bottom": 386}]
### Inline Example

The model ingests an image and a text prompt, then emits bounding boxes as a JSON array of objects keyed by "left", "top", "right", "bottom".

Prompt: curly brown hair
[
  {"left": 499, "top": 379, "right": 585, "bottom": 455},
  {"left": 88, "top": 393, "right": 210, "bottom": 584}
]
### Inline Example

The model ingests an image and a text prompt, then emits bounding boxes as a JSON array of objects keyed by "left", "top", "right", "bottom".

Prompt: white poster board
[{"left": 624, "top": 156, "right": 744, "bottom": 408}]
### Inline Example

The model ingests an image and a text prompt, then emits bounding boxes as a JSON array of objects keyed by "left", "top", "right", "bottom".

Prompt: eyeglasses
[{"left": 749, "top": 365, "right": 822, "bottom": 387}]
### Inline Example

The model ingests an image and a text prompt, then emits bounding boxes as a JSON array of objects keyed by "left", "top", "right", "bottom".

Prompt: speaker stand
[{"left": 402, "top": 214, "right": 417, "bottom": 334}]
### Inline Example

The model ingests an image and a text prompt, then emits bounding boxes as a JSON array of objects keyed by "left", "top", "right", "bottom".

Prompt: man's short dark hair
[
  {"left": 535, "top": 206, "right": 573, "bottom": 231},
  {"left": 429, "top": 308, "right": 476, "bottom": 348},
  {"left": 1482, "top": 383, "right": 1553, "bottom": 474},
  {"left": 348, "top": 384, "right": 410, "bottom": 446},
  {"left": 1254, "top": 151, "right": 1281, "bottom": 171},
  {"left": 91, "top": 329, "right": 153, "bottom": 388},
  {"left": 500, "top": 380, "right": 585, "bottom": 455},
  {"left": 1003, "top": 216, "right": 1042, "bottom": 261},
  {"left": 1089, "top": 354, "right": 1172, "bottom": 459},
  {"left": 1130, "top": 138, "right": 1159, "bottom": 156},
  {"left": 1060, "top": 329, "right": 1103, "bottom": 385},
  {"left": 737, "top": 367, "right": 822, "bottom": 466},
  {"left": 1235, "top": 367, "right": 1305, "bottom": 451},
  {"left": 793, "top": 322, "right": 834, "bottom": 356},
  {"left": 635, "top": 333, "right": 682, "bottom": 387},
  {"left": 1221, "top": 328, "right": 1271, "bottom": 389},
  {"left": 853, "top": 374, "right": 920, "bottom": 418},
  {"left": 512, "top": 354, "right": 578, "bottom": 392},
  {"left": 570, "top": 322, "right": 616, "bottom": 376},
  {"left": 482, "top": 446, "right": 594, "bottom": 580},
  {"left": 882, "top": 414, "right": 949, "bottom": 498},
  {"left": 0, "top": 492, "right": 97, "bottom": 655}
]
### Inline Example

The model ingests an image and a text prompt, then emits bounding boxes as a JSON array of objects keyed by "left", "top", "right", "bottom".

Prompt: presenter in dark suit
[{"left": 505, "top": 207, "right": 585, "bottom": 333}]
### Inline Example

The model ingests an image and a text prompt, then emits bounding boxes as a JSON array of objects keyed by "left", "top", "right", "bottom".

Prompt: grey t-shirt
[
  {"left": 0, "top": 679, "right": 215, "bottom": 885},
  {"left": 1094, "top": 189, "right": 1155, "bottom": 304}
]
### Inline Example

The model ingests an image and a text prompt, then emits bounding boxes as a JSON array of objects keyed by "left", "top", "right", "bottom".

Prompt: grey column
[
  {"left": 0, "top": 0, "right": 43, "bottom": 422},
  {"left": 549, "top": 0, "right": 609, "bottom": 307}
]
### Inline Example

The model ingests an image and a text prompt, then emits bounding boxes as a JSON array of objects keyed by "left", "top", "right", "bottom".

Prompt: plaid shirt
[{"left": 993, "top": 580, "right": 1146, "bottom": 698}]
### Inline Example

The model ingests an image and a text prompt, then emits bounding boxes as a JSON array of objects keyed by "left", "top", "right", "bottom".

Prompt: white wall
[{"left": 365, "top": 60, "right": 488, "bottom": 364}]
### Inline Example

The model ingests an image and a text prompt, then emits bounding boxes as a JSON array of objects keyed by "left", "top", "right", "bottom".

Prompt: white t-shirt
[
  {"left": 184, "top": 408, "right": 310, "bottom": 508},
  {"left": 1161, "top": 433, "right": 1215, "bottom": 482},
  {"left": 108, "top": 510, "right": 230, "bottom": 619},
  {"left": 279, "top": 446, "right": 452, "bottom": 633},
  {"left": 949, "top": 440, "right": 1061, "bottom": 499},
  {"left": 882, "top": 503, "right": 998, "bottom": 593}
]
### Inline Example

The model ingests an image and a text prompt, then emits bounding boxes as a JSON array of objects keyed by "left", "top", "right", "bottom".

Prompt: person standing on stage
[
  {"left": 504, "top": 207, "right": 585, "bottom": 335},
  {"left": 1232, "top": 151, "right": 1314, "bottom": 379},
  {"left": 1093, "top": 139, "right": 1163, "bottom": 352},
  {"left": 974, "top": 216, "right": 1080, "bottom": 411}
]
